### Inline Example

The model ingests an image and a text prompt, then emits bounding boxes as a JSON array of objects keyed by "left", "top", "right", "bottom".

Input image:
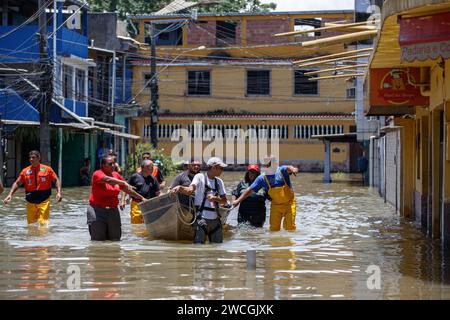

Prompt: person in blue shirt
[{"left": 232, "top": 155, "right": 298, "bottom": 231}]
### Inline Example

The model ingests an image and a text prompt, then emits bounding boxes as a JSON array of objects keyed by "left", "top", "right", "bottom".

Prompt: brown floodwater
[{"left": 0, "top": 172, "right": 450, "bottom": 300}]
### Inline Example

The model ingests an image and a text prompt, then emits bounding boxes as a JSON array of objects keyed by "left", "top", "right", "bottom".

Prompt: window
[
  {"left": 187, "top": 70, "right": 211, "bottom": 96},
  {"left": 63, "top": 65, "right": 73, "bottom": 99},
  {"left": 75, "top": 69, "right": 85, "bottom": 101},
  {"left": 346, "top": 87, "right": 356, "bottom": 99},
  {"left": 144, "top": 22, "right": 183, "bottom": 46},
  {"left": 246, "top": 125, "right": 289, "bottom": 139},
  {"left": 144, "top": 74, "right": 152, "bottom": 88},
  {"left": 294, "top": 18, "right": 322, "bottom": 38},
  {"left": 216, "top": 20, "right": 237, "bottom": 46},
  {"left": 294, "top": 125, "right": 344, "bottom": 139},
  {"left": 247, "top": 70, "right": 270, "bottom": 96},
  {"left": 294, "top": 70, "right": 318, "bottom": 95}
]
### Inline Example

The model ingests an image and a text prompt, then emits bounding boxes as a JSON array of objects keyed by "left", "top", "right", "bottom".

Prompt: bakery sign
[
  {"left": 400, "top": 11, "right": 450, "bottom": 62},
  {"left": 370, "top": 68, "right": 429, "bottom": 107}
]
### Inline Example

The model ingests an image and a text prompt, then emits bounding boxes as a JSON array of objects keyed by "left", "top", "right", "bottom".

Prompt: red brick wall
[
  {"left": 187, "top": 21, "right": 217, "bottom": 46},
  {"left": 246, "top": 18, "right": 290, "bottom": 45}
]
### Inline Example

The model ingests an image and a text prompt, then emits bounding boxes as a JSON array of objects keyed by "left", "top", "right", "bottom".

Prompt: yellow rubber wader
[
  {"left": 264, "top": 173, "right": 296, "bottom": 231},
  {"left": 26, "top": 198, "right": 50, "bottom": 225},
  {"left": 130, "top": 200, "right": 144, "bottom": 224}
]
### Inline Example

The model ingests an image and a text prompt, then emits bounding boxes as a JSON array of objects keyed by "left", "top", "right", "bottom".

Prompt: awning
[
  {"left": 0, "top": 119, "right": 96, "bottom": 130},
  {"left": 94, "top": 121, "right": 125, "bottom": 129},
  {"left": 102, "top": 128, "right": 140, "bottom": 140}
]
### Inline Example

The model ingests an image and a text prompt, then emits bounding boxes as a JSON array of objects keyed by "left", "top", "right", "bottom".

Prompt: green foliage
[
  {"left": 87, "top": 0, "right": 276, "bottom": 18},
  {"left": 126, "top": 142, "right": 176, "bottom": 177},
  {"left": 87, "top": 0, "right": 168, "bottom": 18},
  {"left": 196, "top": 0, "right": 276, "bottom": 13}
]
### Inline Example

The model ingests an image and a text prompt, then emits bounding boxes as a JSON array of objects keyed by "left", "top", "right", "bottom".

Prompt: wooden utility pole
[
  {"left": 38, "top": 0, "right": 52, "bottom": 164},
  {"left": 149, "top": 22, "right": 159, "bottom": 149}
]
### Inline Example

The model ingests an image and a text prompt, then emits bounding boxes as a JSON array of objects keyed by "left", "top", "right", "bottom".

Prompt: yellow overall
[
  {"left": 130, "top": 200, "right": 144, "bottom": 224},
  {"left": 26, "top": 198, "right": 50, "bottom": 225},
  {"left": 264, "top": 174, "right": 296, "bottom": 231}
]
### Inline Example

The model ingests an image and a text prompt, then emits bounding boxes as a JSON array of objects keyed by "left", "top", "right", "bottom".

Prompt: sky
[{"left": 261, "top": 0, "right": 355, "bottom": 11}]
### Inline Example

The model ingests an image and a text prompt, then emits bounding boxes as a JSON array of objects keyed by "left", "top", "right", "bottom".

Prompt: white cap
[
  {"left": 206, "top": 157, "right": 228, "bottom": 168},
  {"left": 262, "top": 155, "right": 277, "bottom": 166}
]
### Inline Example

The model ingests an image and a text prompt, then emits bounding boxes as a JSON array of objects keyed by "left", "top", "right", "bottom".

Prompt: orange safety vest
[{"left": 152, "top": 166, "right": 159, "bottom": 178}]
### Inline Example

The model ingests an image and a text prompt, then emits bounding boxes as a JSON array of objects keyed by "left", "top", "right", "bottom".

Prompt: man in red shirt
[
  {"left": 3, "top": 150, "right": 62, "bottom": 225},
  {"left": 87, "top": 155, "right": 145, "bottom": 241}
]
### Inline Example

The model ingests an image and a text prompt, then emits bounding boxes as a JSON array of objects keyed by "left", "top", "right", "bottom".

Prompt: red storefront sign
[
  {"left": 370, "top": 68, "right": 429, "bottom": 107},
  {"left": 400, "top": 11, "right": 450, "bottom": 62}
]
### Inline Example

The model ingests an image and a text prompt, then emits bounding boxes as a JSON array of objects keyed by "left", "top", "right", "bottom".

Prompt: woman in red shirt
[{"left": 87, "top": 155, "right": 145, "bottom": 241}]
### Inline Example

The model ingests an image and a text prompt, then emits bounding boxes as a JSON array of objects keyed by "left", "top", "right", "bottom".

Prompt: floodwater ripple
[{"left": 0, "top": 173, "right": 449, "bottom": 299}]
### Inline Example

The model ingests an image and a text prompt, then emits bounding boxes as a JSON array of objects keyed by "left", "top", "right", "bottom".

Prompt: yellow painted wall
[
  {"left": 430, "top": 62, "right": 445, "bottom": 109},
  {"left": 132, "top": 64, "right": 355, "bottom": 114},
  {"left": 130, "top": 118, "right": 352, "bottom": 165},
  {"left": 395, "top": 118, "right": 415, "bottom": 218}
]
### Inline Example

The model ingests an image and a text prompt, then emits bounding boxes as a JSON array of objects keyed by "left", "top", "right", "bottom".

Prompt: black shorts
[{"left": 86, "top": 205, "right": 122, "bottom": 241}]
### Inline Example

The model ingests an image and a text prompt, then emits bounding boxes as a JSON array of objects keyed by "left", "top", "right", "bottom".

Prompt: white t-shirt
[{"left": 190, "top": 173, "right": 226, "bottom": 219}]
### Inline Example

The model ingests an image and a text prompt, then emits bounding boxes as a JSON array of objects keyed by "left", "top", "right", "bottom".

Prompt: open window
[
  {"left": 294, "top": 18, "right": 322, "bottom": 38},
  {"left": 144, "top": 22, "right": 183, "bottom": 45},
  {"left": 216, "top": 20, "right": 237, "bottom": 46}
]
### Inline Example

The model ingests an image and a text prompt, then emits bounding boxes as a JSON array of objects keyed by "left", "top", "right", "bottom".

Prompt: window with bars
[
  {"left": 247, "top": 70, "right": 270, "bottom": 96},
  {"left": 294, "top": 125, "right": 344, "bottom": 139},
  {"left": 294, "top": 70, "right": 318, "bottom": 95},
  {"left": 246, "top": 125, "right": 289, "bottom": 139},
  {"left": 187, "top": 70, "right": 211, "bottom": 96},
  {"left": 186, "top": 124, "right": 242, "bottom": 139},
  {"left": 143, "top": 124, "right": 182, "bottom": 139}
]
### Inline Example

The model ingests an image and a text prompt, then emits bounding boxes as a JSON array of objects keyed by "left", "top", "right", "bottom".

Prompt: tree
[
  {"left": 87, "top": 0, "right": 276, "bottom": 18},
  {"left": 196, "top": 0, "right": 276, "bottom": 13},
  {"left": 87, "top": 0, "right": 170, "bottom": 18}
]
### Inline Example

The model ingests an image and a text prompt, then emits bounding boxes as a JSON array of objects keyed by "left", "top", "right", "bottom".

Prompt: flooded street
[{"left": 1, "top": 172, "right": 450, "bottom": 300}]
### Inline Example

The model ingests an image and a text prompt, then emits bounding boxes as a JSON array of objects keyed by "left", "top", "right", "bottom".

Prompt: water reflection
[{"left": 0, "top": 173, "right": 450, "bottom": 299}]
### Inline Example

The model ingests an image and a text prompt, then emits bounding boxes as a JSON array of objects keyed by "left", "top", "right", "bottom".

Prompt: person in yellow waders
[
  {"left": 121, "top": 160, "right": 160, "bottom": 224},
  {"left": 232, "top": 156, "right": 298, "bottom": 231},
  {"left": 3, "top": 150, "right": 62, "bottom": 225}
]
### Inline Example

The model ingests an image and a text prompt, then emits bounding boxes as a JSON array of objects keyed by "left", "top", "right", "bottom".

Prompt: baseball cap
[
  {"left": 247, "top": 164, "right": 260, "bottom": 172},
  {"left": 206, "top": 157, "right": 228, "bottom": 168}
]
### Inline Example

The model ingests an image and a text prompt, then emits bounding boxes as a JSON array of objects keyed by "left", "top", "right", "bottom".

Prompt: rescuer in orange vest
[{"left": 3, "top": 150, "right": 62, "bottom": 225}]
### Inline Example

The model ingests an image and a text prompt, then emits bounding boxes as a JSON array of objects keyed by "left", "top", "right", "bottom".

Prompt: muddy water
[{"left": 0, "top": 172, "right": 450, "bottom": 300}]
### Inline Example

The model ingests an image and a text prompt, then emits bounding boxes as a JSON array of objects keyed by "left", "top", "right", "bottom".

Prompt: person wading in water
[
  {"left": 3, "top": 150, "right": 61, "bottom": 226},
  {"left": 232, "top": 156, "right": 298, "bottom": 232},
  {"left": 232, "top": 164, "right": 267, "bottom": 228},
  {"left": 87, "top": 155, "right": 145, "bottom": 241},
  {"left": 171, "top": 157, "right": 228, "bottom": 244}
]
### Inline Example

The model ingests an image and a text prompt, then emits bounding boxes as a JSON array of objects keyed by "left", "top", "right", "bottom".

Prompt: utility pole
[
  {"left": 38, "top": 0, "right": 52, "bottom": 164},
  {"left": 149, "top": 22, "right": 159, "bottom": 149}
]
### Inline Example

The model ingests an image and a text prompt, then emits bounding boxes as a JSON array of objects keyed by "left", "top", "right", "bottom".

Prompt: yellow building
[
  {"left": 129, "top": 10, "right": 359, "bottom": 170},
  {"left": 366, "top": 0, "right": 450, "bottom": 247}
]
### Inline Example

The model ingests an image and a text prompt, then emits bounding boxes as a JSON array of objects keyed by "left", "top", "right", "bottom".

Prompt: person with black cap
[{"left": 232, "top": 164, "right": 267, "bottom": 228}]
